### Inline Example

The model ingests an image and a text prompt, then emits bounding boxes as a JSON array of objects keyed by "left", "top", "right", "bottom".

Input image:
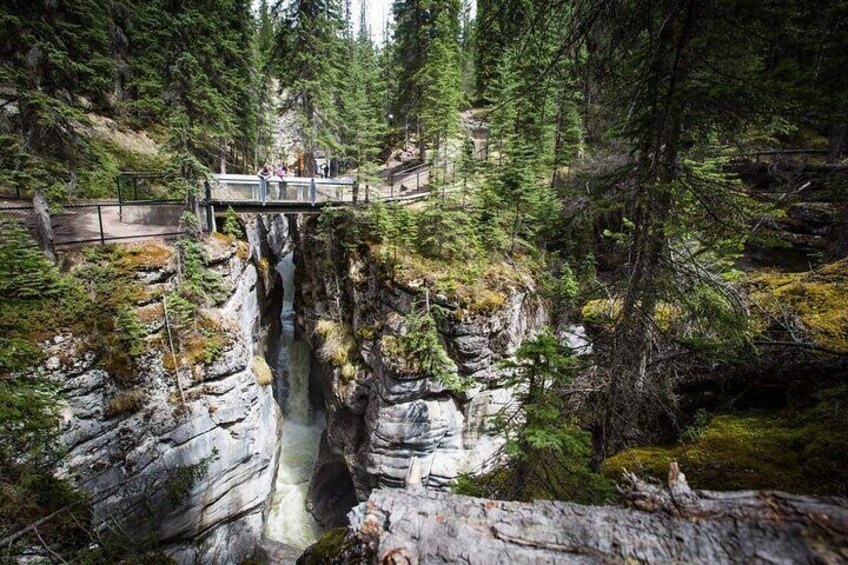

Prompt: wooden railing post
[{"left": 32, "top": 191, "right": 55, "bottom": 261}]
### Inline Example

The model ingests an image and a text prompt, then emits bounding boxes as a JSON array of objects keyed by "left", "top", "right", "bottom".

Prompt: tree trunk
[
  {"left": 600, "top": 0, "right": 699, "bottom": 459},
  {"left": 341, "top": 476, "right": 848, "bottom": 565},
  {"left": 32, "top": 191, "right": 55, "bottom": 261},
  {"left": 827, "top": 124, "right": 846, "bottom": 163}
]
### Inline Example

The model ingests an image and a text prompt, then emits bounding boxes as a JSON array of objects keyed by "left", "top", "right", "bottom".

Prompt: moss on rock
[
  {"left": 602, "top": 386, "right": 848, "bottom": 496},
  {"left": 300, "top": 527, "right": 367, "bottom": 565},
  {"left": 747, "top": 259, "right": 848, "bottom": 353}
]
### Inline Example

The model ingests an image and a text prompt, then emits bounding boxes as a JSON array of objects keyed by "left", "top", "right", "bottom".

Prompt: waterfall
[{"left": 264, "top": 253, "right": 325, "bottom": 548}]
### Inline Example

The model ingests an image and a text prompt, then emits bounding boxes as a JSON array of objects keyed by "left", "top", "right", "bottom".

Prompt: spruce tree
[
  {"left": 276, "top": 0, "right": 346, "bottom": 175},
  {"left": 416, "top": 6, "right": 463, "bottom": 167},
  {"left": 338, "top": 0, "right": 387, "bottom": 186}
]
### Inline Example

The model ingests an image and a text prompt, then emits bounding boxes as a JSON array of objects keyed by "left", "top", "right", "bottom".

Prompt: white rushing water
[{"left": 264, "top": 253, "right": 325, "bottom": 548}]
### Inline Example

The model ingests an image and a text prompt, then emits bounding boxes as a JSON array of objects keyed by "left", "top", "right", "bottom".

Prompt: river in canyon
[{"left": 264, "top": 253, "right": 325, "bottom": 549}]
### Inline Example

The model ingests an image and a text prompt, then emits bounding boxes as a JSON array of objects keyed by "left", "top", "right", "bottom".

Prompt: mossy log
[{"left": 340, "top": 471, "right": 848, "bottom": 564}]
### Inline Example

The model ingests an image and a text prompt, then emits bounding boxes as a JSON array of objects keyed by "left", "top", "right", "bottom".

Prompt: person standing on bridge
[
  {"left": 257, "top": 162, "right": 272, "bottom": 206},
  {"left": 275, "top": 162, "right": 287, "bottom": 200}
]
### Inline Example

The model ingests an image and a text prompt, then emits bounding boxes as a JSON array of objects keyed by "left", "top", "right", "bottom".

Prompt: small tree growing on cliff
[{"left": 487, "top": 331, "right": 614, "bottom": 503}]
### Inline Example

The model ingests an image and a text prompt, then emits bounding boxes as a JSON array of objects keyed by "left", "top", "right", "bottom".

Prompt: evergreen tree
[
  {"left": 474, "top": 0, "right": 524, "bottom": 101},
  {"left": 391, "top": 0, "right": 462, "bottom": 161},
  {"left": 338, "top": 0, "right": 387, "bottom": 185},
  {"left": 416, "top": 6, "right": 463, "bottom": 165},
  {"left": 0, "top": 0, "right": 115, "bottom": 198},
  {"left": 253, "top": 0, "right": 280, "bottom": 167},
  {"left": 475, "top": 331, "right": 613, "bottom": 503},
  {"left": 276, "top": 0, "right": 346, "bottom": 175},
  {"left": 458, "top": 0, "right": 476, "bottom": 102}
]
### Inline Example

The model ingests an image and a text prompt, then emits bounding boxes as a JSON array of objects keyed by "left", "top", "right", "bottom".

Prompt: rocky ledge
[
  {"left": 43, "top": 219, "right": 288, "bottom": 564},
  {"left": 294, "top": 214, "right": 548, "bottom": 526}
]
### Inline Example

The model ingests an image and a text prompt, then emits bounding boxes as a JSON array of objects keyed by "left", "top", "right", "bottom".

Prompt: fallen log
[{"left": 331, "top": 467, "right": 848, "bottom": 564}]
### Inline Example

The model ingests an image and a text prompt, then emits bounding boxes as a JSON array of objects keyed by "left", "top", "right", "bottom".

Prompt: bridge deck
[{"left": 207, "top": 173, "right": 429, "bottom": 210}]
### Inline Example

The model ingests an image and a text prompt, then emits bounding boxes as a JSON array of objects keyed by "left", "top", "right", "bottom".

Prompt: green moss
[
  {"left": 748, "top": 259, "right": 848, "bottom": 353},
  {"left": 602, "top": 386, "right": 848, "bottom": 496},
  {"left": 0, "top": 224, "right": 153, "bottom": 378},
  {"left": 302, "top": 527, "right": 363, "bottom": 565},
  {"left": 580, "top": 298, "right": 620, "bottom": 326}
]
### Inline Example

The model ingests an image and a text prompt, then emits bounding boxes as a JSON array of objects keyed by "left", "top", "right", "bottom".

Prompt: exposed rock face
[
  {"left": 294, "top": 215, "right": 547, "bottom": 525},
  {"left": 46, "top": 224, "right": 285, "bottom": 564},
  {"left": 344, "top": 478, "right": 848, "bottom": 564}
]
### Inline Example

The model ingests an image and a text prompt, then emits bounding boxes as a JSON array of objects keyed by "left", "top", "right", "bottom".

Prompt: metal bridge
[
  {"left": 0, "top": 166, "right": 448, "bottom": 250},
  {"left": 205, "top": 172, "right": 430, "bottom": 213}
]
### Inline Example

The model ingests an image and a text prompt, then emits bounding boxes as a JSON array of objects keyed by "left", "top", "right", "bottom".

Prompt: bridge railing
[{"left": 209, "top": 174, "right": 357, "bottom": 205}]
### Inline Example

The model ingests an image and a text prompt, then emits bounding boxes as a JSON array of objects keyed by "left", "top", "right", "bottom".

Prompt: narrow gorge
[
  {"left": 19, "top": 211, "right": 549, "bottom": 562},
  {"left": 2, "top": 1, "right": 847, "bottom": 561}
]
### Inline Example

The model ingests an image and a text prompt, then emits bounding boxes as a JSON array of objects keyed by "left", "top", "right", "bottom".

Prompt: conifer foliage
[{"left": 0, "top": 0, "right": 261, "bottom": 199}]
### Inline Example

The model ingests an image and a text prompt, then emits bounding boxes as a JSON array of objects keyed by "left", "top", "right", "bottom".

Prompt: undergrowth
[
  {"left": 318, "top": 204, "right": 538, "bottom": 314},
  {"left": 602, "top": 384, "right": 848, "bottom": 496}
]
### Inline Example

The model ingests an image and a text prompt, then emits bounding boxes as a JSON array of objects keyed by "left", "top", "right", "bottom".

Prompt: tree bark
[
  {"left": 342, "top": 475, "right": 848, "bottom": 564},
  {"left": 32, "top": 191, "right": 55, "bottom": 261},
  {"left": 827, "top": 124, "right": 846, "bottom": 163}
]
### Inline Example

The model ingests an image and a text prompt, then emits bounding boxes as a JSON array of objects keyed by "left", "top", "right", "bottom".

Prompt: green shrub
[
  {"left": 165, "top": 450, "right": 216, "bottom": 508},
  {"left": 221, "top": 206, "right": 242, "bottom": 239},
  {"left": 0, "top": 216, "right": 64, "bottom": 300},
  {"left": 179, "top": 211, "right": 203, "bottom": 240},
  {"left": 382, "top": 307, "right": 471, "bottom": 393}
]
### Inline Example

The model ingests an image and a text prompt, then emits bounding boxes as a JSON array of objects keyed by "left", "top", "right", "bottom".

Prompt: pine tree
[
  {"left": 123, "top": 1, "right": 258, "bottom": 177},
  {"left": 416, "top": 6, "right": 463, "bottom": 166},
  {"left": 252, "top": 0, "right": 280, "bottom": 168},
  {"left": 277, "top": 0, "right": 346, "bottom": 175},
  {"left": 458, "top": 0, "right": 476, "bottom": 102},
  {"left": 0, "top": 0, "right": 115, "bottom": 197},
  {"left": 338, "top": 0, "right": 387, "bottom": 186},
  {"left": 487, "top": 331, "right": 613, "bottom": 503}
]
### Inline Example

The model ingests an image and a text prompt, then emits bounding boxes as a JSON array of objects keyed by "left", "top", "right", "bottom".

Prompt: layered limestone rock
[
  {"left": 44, "top": 220, "right": 287, "bottom": 563},
  {"left": 293, "top": 215, "right": 547, "bottom": 524}
]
